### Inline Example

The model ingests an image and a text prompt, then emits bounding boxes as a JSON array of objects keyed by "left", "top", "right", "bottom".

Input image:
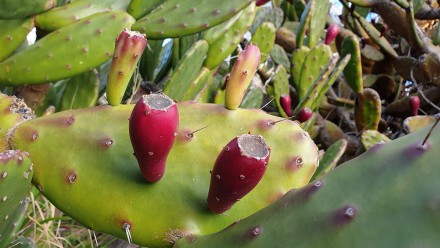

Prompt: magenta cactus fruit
[
  {"left": 225, "top": 44, "right": 261, "bottom": 110},
  {"left": 409, "top": 95, "right": 420, "bottom": 116},
  {"left": 207, "top": 134, "right": 270, "bottom": 214},
  {"left": 280, "top": 94, "right": 292, "bottom": 117},
  {"left": 256, "top": 0, "right": 270, "bottom": 6},
  {"left": 325, "top": 24, "right": 339, "bottom": 45},
  {"left": 129, "top": 93, "right": 179, "bottom": 182},
  {"left": 106, "top": 28, "right": 147, "bottom": 106},
  {"left": 296, "top": 107, "right": 313, "bottom": 123}
]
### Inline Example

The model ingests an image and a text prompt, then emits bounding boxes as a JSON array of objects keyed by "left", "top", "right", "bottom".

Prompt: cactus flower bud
[
  {"left": 225, "top": 44, "right": 261, "bottom": 110},
  {"left": 129, "top": 93, "right": 179, "bottom": 183},
  {"left": 207, "top": 134, "right": 270, "bottom": 214},
  {"left": 280, "top": 94, "right": 292, "bottom": 117},
  {"left": 296, "top": 108, "right": 313, "bottom": 123},
  {"left": 325, "top": 24, "right": 339, "bottom": 45},
  {"left": 106, "top": 29, "right": 147, "bottom": 106},
  {"left": 409, "top": 95, "right": 420, "bottom": 116}
]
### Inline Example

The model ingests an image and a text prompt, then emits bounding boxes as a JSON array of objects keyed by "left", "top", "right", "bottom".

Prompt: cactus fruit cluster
[{"left": 1, "top": 0, "right": 440, "bottom": 247}]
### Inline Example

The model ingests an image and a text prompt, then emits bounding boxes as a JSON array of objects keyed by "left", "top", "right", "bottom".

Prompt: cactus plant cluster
[{"left": 0, "top": 0, "right": 440, "bottom": 247}]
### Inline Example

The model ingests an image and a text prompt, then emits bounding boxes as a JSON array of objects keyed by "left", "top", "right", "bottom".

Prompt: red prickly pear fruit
[
  {"left": 325, "top": 24, "right": 339, "bottom": 45},
  {"left": 256, "top": 0, "right": 270, "bottom": 6},
  {"left": 296, "top": 108, "right": 313, "bottom": 123},
  {"left": 207, "top": 134, "right": 270, "bottom": 214},
  {"left": 280, "top": 94, "right": 292, "bottom": 117},
  {"left": 225, "top": 44, "right": 261, "bottom": 110},
  {"left": 409, "top": 95, "right": 420, "bottom": 116},
  {"left": 129, "top": 93, "right": 179, "bottom": 183},
  {"left": 107, "top": 29, "right": 147, "bottom": 106}
]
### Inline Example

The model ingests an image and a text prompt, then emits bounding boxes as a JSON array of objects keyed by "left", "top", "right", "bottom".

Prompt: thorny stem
[
  {"left": 421, "top": 117, "right": 440, "bottom": 146},
  {"left": 410, "top": 66, "right": 440, "bottom": 112}
]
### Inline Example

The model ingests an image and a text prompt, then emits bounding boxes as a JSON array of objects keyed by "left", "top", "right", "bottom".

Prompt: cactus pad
[
  {"left": 0, "top": 11, "right": 135, "bottom": 85},
  {"left": 132, "top": 0, "right": 253, "bottom": 39},
  {"left": 10, "top": 102, "right": 318, "bottom": 247}
]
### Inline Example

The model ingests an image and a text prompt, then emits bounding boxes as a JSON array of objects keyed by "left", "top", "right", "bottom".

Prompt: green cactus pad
[
  {"left": 35, "top": 0, "right": 131, "bottom": 31},
  {"left": 202, "top": 12, "right": 242, "bottom": 45},
  {"left": 204, "top": 3, "right": 256, "bottom": 70},
  {"left": 296, "top": 0, "right": 313, "bottom": 47},
  {"left": 179, "top": 34, "right": 201, "bottom": 60},
  {"left": 0, "top": 197, "right": 29, "bottom": 247},
  {"left": 354, "top": 88, "right": 382, "bottom": 131},
  {"left": 360, "top": 130, "right": 390, "bottom": 150},
  {"left": 307, "top": 0, "right": 330, "bottom": 48},
  {"left": 272, "top": 65, "right": 291, "bottom": 118},
  {"left": 311, "top": 139, "right": 347, "bottom": 181},
  {"left": 250, "top": 22, "right": 276, "bottom": 63},
  {"left": 293, "top": 55, "right": 351, "bottom": 115},
  {"left": 341, "top": 35, "right": 364, "bottom": 94},
  {"left": 0, "top": 0, "right": 55, "bottom": 19},
  {"left": 0, "top": 18, "right": 34, "bottom": 61},
  {"left": 174, "top": 123, "right": 440, "bottom": 248},
  {"left": 309, "top": 55, "right": 351, "bottom": 111},
  {"left": 353, "top": 11, "right": 398, "bottom": 58},
  {"left": 60, "top": 69, "right": 100, "bottom": 111},
  {"left": 297, "top": 44, "right": 332, "bottom": 100},
  {"left": 7, "top": 236, "right": 35, "bottom": 248},
  {"left": 290, "top": 46, "right": 310, "bottom": 93},
  {"left": 140, "top": 39, "right": 173, "bottom": 83},
  {"left": 163, "top": 40, "right": 209, "bottom": 101},
  {"left": 240, "top": 83, "right": 264, "bottom": 109},
  {"left": 127, "top": 0, "right": 164, "bottom": 20},
  {"left": 403, "top": 116, "right": 438, "bottom": 134},
  {"left": 182, "top": 67, "right": 214, "bottom": 101},
  {"left": 0, "top": 150, "right": 33, "bottom": 232},
  {"left": 270, "top": 44, "right": 291, "bottom": 69},
  {"left": 132, "top": 0, "right": 253, "bottom": 39},
  {"left": 0, "top": 11, "right": 135, "bottom": 86},
  {"left": 249, "top": 6, "right": 284, "bottom": 34},
  {"left": 10, "top": 102, "right": 318, "bottom": 247},
  {"left": 293, "top": 57, "right": 337, "bottom": 116}
]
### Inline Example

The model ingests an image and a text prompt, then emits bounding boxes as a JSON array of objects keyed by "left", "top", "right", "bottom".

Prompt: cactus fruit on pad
[
  {"left": 9, "top": 102, "right": 318, "bottom": 247},
  {"left": 0, "top": 11, "right": 135, "bottom": 86},
  {"left": 174, "top": 123, "right": 440, "bottom": 248},
  {"left": 129, "top": 94, "right": 178, "bottom": 183}
]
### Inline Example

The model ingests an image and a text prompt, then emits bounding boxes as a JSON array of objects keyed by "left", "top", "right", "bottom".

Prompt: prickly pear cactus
[
  {"left": 0, "top": 150, "right": 33, "bottom": 234},
  {"left": 0, "top": 197, "right": 29, "bottom": 247},
  {"left": 0, "top": 11, "right": 135, "bottom": 85},
  {"left": 132, "top": 0, "right": 253, "bottom": 39},
  {"left": 174, "top": 123, "right": 440, "bottom": 248},
  {"left": 0, "top": 0, "right": 55, "bottom": 19},
  {"left": 9, "top": 102, "right": 318, "bottom": 247},
  {"left": 35, "top": 0, "right": 131, "bottom": 31},
  {"left": 0, "top": 18, "right": 34, "bottom": 61}
]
